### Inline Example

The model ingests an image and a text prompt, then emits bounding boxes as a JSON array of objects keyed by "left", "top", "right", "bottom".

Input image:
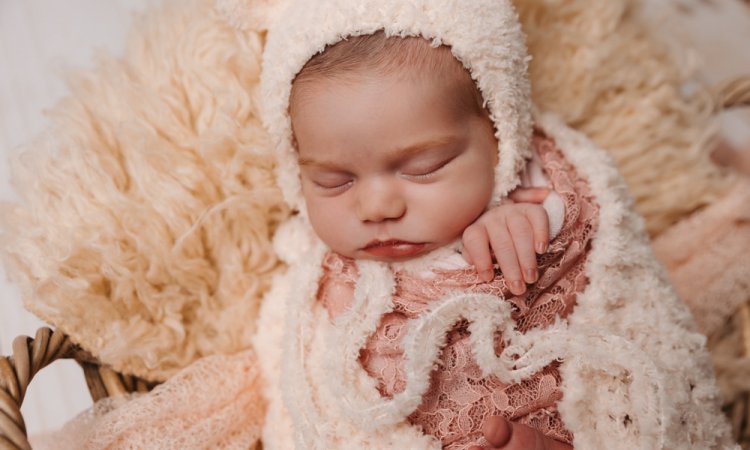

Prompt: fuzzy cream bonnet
[{"left": 256, "top": 0, "right": 533, "bottom": 216}]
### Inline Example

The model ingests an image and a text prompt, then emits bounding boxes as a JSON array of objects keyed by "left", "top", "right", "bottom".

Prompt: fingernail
[
  {"left": 525, "top": 268, "right": 537, "bottom": 283},
  {"left": 511, "top": 280, "right": 525, "bottom": 294},
  {"left": 480, "top": 269, "right": 494, "bottom": 282},
  {"left": 535, "top": 242, "right": 547, "bottom": 254}
]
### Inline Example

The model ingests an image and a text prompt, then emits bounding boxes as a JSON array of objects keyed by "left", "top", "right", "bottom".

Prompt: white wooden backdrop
[{"left": 0, "top": 0, "right": 749, "bottom": 438}]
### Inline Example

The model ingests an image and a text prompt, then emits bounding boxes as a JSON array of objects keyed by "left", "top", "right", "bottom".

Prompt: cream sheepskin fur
[
  {"left": 0, "top": 0, "right": 288, "bottom": 381},
  {"left": 516, "top": 0, "right": 735, "bottom": 237},
  {"left": 0, "top": 0, "right": 739, "bottom": 389},
  {"left": 246, "top": 0, "right": 735, "bottom": 448}
]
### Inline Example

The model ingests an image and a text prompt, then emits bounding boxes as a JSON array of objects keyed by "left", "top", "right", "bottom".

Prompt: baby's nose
[{"left": 355, "top": 178, "right": 406, "bottom": 222}]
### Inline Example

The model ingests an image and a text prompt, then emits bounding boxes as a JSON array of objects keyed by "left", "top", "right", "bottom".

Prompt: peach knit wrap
[{"left": 319, "top": 133, "right": 599, "bottom": 449}]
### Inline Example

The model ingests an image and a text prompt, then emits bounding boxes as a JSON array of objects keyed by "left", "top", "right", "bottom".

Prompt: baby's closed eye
[
  {"left": 399, "top": 153, "right": 457, "bottom": 178},
  {"left": 304, "top": 170, "right": 354, "bottom": 190}
]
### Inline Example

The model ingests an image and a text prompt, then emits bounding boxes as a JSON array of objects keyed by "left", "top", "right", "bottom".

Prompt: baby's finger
[
  {"left": 485, "top": 417, "right": 572, "bottom": 450},
  {"left": 506, "top": 213, "right": 538, "bottom": 284},
  {"left": 523, "top": 204, "right": 550, "bottom": 254},
  {"left": 507, "top": 187, "right": 550, "bottom": 204},
  {"left": 463, "top": 224, "right": 494, "bottom": 282},
  {"left": 487, "top": 223, "right": 525, "bottom": 295},
  {"left": 483, "top": 416, "right": 512, "bottom": 448}
]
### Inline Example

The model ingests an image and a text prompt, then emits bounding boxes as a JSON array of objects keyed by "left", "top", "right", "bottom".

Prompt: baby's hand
[
  {"left": 468, "top": 416, "right": 573, "bottom": 450},
  {"left": 462, "top": 187, "right": 550, "bottom": 295}
]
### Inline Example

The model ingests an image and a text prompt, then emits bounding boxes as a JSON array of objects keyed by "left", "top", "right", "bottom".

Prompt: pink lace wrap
[{"left": 319, "top": 132, "right": 599, "bottom": 449}]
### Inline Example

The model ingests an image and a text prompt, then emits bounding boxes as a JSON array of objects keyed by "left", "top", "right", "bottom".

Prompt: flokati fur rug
[
  {"left": 1, "top": 0, "right": 289, "bottom": 380},
  {"left": 517, "top": 0, "right": 736, "bottom": 236},
  {"left": 0, "top": 0, "right": 740, "bottom": 386}
]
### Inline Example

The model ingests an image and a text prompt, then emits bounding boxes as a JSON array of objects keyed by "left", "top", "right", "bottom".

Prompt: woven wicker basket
[{"left": 1, "top": 76, "right": 749, "bottom": 450}]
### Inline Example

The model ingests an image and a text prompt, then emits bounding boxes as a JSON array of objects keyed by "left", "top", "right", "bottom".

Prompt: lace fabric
[
  {"left": 319, "top": 132, "right": 599, "bottom": 449},
  {"left": 30, "top": 350, "right": 265, "bottom": 450}
]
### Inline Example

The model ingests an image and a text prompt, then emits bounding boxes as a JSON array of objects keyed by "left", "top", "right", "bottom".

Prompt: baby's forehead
[
  {"left": 299, "top": 33, "right": 463, "bottom": 79},
  {"left": 290, "top": 32, "right": 485, "bottom": 119}
]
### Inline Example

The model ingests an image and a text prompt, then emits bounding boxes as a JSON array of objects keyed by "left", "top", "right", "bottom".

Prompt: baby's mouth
[{"left": 362, "top": 240, "right": 427, "bottom": 259}]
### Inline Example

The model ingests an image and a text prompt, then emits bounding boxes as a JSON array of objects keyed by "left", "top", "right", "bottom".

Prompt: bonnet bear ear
[{"left": 214, "top": 0, "right": 290, "bottom": 32}]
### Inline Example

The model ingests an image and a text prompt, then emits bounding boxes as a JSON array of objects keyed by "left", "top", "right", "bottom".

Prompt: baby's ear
[{"left": 214, "top": 0, "right": 290, "bottom": 32}]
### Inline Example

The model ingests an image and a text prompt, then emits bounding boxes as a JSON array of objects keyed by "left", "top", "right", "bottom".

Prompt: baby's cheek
[
  {"left": 454, "top": 178, "right": 493, "bottom": 224},
  {"left": 307, "top": 205, "right": 335, "bottom": 238},
  {"left": 306, "top": 200, "right": 358, "bottom": 254},
  {"left": 422, "top": 184, "right": 489, "bottom": 242}
]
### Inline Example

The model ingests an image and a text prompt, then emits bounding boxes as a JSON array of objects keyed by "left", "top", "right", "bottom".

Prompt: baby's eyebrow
[
  {"left": 387, "top": 136, "right": 458, "bottom": 160},
  {"left": 297, "top": 157, "right": 346, "bottom": 171},
  {"left": 297, "top": 135, "right": 460, "bottom": 170}
]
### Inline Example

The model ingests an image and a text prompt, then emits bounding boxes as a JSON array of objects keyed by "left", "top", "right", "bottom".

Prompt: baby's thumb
[
  {"left": 507, "top": 187, "right": 549, "bottom": 204},
  {"left": 483, "top": 416, "right": 512, "bottom": 448},
  {"left": 482, "top": 416, "right": 572, "bottom": 450}
]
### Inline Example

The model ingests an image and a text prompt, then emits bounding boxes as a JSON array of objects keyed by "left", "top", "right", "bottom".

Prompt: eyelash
[
  {"left": 402, "top": 158, "right": 453, "bottom": 180},
  {"left": 313, "top": 179, "right": 353, "bottom": 191},
  {"left": 309, "top": 156, "right": 454, "bottom": 190}
]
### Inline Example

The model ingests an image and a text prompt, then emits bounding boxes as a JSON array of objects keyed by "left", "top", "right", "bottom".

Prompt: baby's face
[{"left": 290, "top": 72, "right": 498, "bottom": 261}]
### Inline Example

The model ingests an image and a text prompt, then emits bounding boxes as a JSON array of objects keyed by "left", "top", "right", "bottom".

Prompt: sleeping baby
[{"left": 253, "top": 0, "right": 735, "bottom": 449}]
